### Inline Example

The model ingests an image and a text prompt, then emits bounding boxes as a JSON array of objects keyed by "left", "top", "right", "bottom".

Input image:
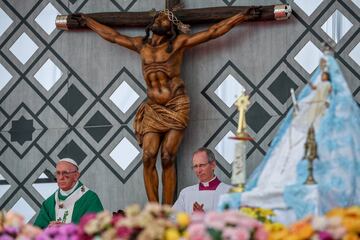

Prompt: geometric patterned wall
[{"left": 0, "top": 0, "right": 359, "bottom": 223}]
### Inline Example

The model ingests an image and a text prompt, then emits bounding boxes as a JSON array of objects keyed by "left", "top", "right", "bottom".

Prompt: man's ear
[{"left": 75, "top": 171, "right": 80, "bottom": 180}]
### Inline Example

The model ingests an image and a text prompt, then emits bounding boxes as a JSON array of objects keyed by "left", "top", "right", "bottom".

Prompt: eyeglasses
[
  {"left": 54, "top": 170, "right": 78, "bottom": 178},
  {"left": 191, "top": 162, "right": 210, "bottom": 170}
]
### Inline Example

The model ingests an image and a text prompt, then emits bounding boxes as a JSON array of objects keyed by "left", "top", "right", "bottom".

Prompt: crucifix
[
  {"left": 55, "top": 0, "right": 291, "bottom": 205},
  {"left": 56, "top": 1, "right": 291, "bottom": 29}
]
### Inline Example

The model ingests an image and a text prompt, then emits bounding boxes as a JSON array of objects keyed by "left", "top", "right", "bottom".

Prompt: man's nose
[{"left": 58, "top": 174, "right": 65, "bottom": 180}]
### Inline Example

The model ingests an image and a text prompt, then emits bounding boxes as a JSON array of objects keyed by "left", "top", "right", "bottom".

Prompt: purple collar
[{"left": 199, "top": 177, "right": 221, "bottom": 191}]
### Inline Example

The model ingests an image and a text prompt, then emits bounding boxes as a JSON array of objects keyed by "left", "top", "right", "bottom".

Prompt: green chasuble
[{"left": 34, "top": 181, "right": 103, "bottom": 229}]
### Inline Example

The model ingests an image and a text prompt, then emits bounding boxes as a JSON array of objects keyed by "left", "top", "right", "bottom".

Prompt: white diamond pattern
[
  {"left": 110, "top": 81, "right": 139, "bottom": 113},
  {"left": 321, "top": 10, "right": 352, "bottom": 43},
  {"left": 38, "top": 173, "right": 48, "bottom": 179},
  {"left": 0, "top": 63, "right": 12, "bottom": 91},
  {"left": 349, "top": 42, "right": 360, "bottom": 67},
  {"left": 9, "top": 33, "right": 38, "bottom": 64},
  {"left": 294, "top": 0, "right": 323, "bottom": 16},
  {"left": 0, "top": 7, "right": 13, "bottom": 37},
  {"left": 215, "top": 74, "right": 245, "bottom": 108},
  {"left": 33, "top": 183, "right": 58, "bottom": 199},
  {"left": 10, "top": 197, "right": 36, "bottom": 223},
  {"left": 215, "top": 131, "right": 237, "bottom": 165},
  {"left": 0, "top": 185, "right": 10, "bottom": 199},
  {"left": 110, "top": 137, "right": 139, "bottom": 170},
  {"left": 35, "top": 3, "right": 60, "bottom": 35},
  {"left": 294, "top": 41, "right": 323, "bottom": 74},
  {"left": 0, "top": 174, "right": 10, "bottom": 199},
  {"left": 353, "top": 0, "right": 360, "bottom": 8},
  {"left": 34, "top": 59, "right": 63, "bottom": 91}
]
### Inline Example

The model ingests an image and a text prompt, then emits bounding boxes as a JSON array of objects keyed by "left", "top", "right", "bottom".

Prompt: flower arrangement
[
  {"left": 265, "top": 206, "right": 360, "bottom": 240},
  {"left": 36, "top": 223, "right": 79, "bottom": 240},
  {"left": 77, "top": 203, "right": 180, "bottom": 240},
  {"left": 186, "top": 210, "right": 268, "bottom": 240},
  {"left": 1, "top": 204, "right": 360, "bottom": 239},
  {"left": 115, "top": 203, "right": 176, "bottom": 240},
  {"left": 0, "top": 211, "right": 42, "bottom": 239}
]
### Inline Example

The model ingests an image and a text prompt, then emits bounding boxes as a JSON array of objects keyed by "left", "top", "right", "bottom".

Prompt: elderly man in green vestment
[{"left": 34, "top": 158, "right": 103, "bottom": 228}]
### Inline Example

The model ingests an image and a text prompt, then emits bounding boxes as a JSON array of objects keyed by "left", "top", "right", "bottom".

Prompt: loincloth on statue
[{"left": 133, "top": 94, "right": 190, "bottom": 146}]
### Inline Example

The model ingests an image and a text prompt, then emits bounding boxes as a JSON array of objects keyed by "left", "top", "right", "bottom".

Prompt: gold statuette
[
  {"left": 230, "top": 95, "right": 253, "bottom": 141},
  {"left": 303, "top": 125, "right": 318, "bottom": 185}
]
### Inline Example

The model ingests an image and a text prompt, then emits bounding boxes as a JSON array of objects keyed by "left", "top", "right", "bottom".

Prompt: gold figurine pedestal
[
  {"left": 229, "top": 95, "right": 253, "bottom": 193},
  {"left": 229, "top": 134, "right": 253, "bottom": 141},
  {"left": 229, "top": 136, "right": 251, "bottom": 193},
  {"left": 229, "top": 183, "right": 245, "bottom": 193}
]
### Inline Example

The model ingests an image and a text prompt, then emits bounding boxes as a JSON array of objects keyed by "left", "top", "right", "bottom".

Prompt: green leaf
[{"left": 207, "top": 228, "right": 222, "bottom": 240}]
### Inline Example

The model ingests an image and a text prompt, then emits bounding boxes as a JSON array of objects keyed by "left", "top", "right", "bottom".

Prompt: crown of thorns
[{"left": 158, "top": 9, "right": 190, "bottom": 33}]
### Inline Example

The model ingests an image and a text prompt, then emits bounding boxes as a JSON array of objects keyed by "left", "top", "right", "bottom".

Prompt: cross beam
[
  {"left": 165, "top": 0, "right": 180, "bottom": 10},
  {"left": 56, "top": 4, "right": 291, "bottom": 30}
]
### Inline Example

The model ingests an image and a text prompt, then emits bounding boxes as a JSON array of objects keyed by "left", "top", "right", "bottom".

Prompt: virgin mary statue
[{"left": 220, "top": 52, "right": 360, "bottom": 223}]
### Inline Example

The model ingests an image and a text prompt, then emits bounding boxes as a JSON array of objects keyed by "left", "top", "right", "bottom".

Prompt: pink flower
[
  {"left": 78, "top": 213, "right": 97, "bottom": 229},
  {"left": 0, "top": 235, "right": 15, "bottom": 240},
  {"left": 237, "top": 217, "right": 262, "bottom": 229},
  {"left": 77, "top": 213, "right": 97, "bottom": 239},
  {"left": 328, "top": 226, "right": 346, "bottom": 239},
  {"left": 223, "top": 210, "right": 241, "bottom": 219},
  {"left": 207, "top": 220, "right": 224, "bottom": 230},
  {"left": 187, "top": 223, "right": 210, "bottom": 240},
  {"left": 58, "top": 224, "right": 78, "bottom": 237},
  {"left": 191, "top": 212, "right": 205, "bottom": 223},
  {"left": 111, "top": 214, "right": 124, "bottom": 226},
  {"left": 253, "top": 226, "right": 268, "bottom": 240},
  {"left": 53, "top": 236, "right": 67, "bottom": 240},
  {"left": 5, "top": 212, "right": 24, "bottom": 228},
  {"left": 116, "top": 226, "right": 133, "bottom": 238},
  {"left": 204, "top": 212, "right": 223, "bottom": 224},
  {"left": 317, "top": 231, "right": 334, "bottom": 240},
  {"left": 20, "top": 224, "right": 42, "bottom": 238},
  {"left": 42, "top": 226, "right": 60, "bottom": 237},
  {"left": 4, "top": 226, "right": 19, "bottom": 236},
  {"left": 222, "top": 227, "right": 250, "bottom": 240}
]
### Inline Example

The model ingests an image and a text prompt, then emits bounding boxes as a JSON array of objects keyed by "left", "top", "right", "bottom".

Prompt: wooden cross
[{"left": 56, "top": 0, "right": 291, "bottom": 30}]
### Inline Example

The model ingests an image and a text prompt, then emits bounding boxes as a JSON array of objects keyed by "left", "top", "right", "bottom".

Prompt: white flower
[{"left": 311, "top": 216, "right": 327, "bottom": 230}]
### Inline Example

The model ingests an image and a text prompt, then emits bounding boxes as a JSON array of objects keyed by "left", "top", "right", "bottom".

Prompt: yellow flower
[
  {"left": 176, "top": 212, "right": 190, "bottom": 228},
  {"left": 182, "top": 230, "right": 189, "bottom": 239},
  {"left": 101, "top": 228, "right": 116, "bottom": 240},
  {"left": 125, "top": 204, "right": 141, "bottom": 217},
  {"left": 240, "top": 207, "right": 274, "bottom": 223},
  {"left": 84, "top": 219, "right": 99, "bottom": 235},
  {"left": 240, "top": 208, "right": 257, "bottom": 218},
  {"left": 265, "top": 222, "right": 291, "bottom": 240},
  {"left": 342, "top": 233, "right": 359, "bottom": 240},
  {"left": 265, "top": 222, "right": 286, "bottom": 232},
  {"left": 326, "top": 207, "right": 345, "bottom": 218},
  {"left": 258, "top": 208, "right": 274, "bottom": 216},
  {"left": 342, "top": 218, "right": 360, "bottom": 233},
  {"left": 345, "top": 206, "right": 360, "bottom": 217},
  {"left": 290, "top": 218, "right": 313, "bottom": 240},
  {"left": 286, "top": 234, "right": 301, "bottom": 240},
  {"left": 165, "top": 228, "right": 180, "bottom": 240},
  {"left": 267, "top": 229, "right": 290, "bottom": 240},
  {"left": 97, "top": 211, "right": 112, "bottom": 230}
]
